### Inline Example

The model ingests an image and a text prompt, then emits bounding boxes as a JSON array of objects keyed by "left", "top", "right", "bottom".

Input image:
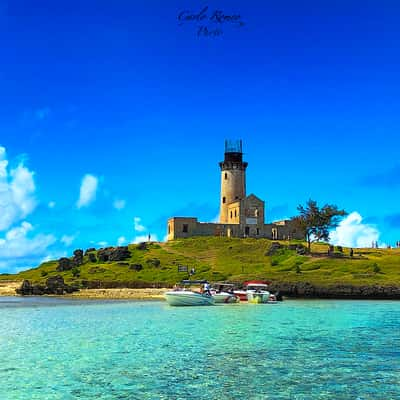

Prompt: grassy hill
[{"left": 1, "top": 237, "right": 400, "bottom": 288}]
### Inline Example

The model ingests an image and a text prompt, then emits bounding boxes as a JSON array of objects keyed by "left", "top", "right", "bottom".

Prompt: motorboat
[
  {"left": 164, "top": 290, "right": 214, "bottom": 306},
  {"left": 266, "top": 293, "right": 279, "bottom": 304},
  {"left": 210, "top": 283, "right": 240, "bottom": 304},
  {"left": 234, "top": 280, "right": 271, "bottom": 303},
  {"left": 164, "top": 280, "right": 215, "bottom": 306}
]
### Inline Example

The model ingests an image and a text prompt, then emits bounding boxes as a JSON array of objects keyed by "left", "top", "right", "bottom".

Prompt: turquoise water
[{"left": 0, "top": 298, "right": 399, "bottom": 399}]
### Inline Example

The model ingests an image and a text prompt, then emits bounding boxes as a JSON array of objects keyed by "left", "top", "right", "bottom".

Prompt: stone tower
[{"left": 219, "top": 140, "right": 248, "bottom": 223}]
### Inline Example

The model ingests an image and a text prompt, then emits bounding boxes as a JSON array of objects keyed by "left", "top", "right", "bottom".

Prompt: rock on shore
[
  {"left": 268, "top": 282, "right": 400, "bottom": 299},
  {"left": 16, "top": 276, "right": 79, "bottom": 296}
]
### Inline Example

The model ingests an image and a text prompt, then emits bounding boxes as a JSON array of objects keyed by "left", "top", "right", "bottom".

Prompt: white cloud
[
  {"left": 117, "top": 236, "right": 127, "bottom": 246},
  {"left": 113, "top": 199, "right": 126, "bottom": 210},
  {"left": 97, "top": 241, "right": 108, "bottom": 247},
  {"left": 76, "top": 174, "right": 98, "bottom": 208},
  {"left": 0, "top": 146, "right": 36, "bottom": 231},
  {"left": 48, "top": 201, "right": 56, "bottom": 208},
  {"left": 0, "top": 221, "right": 56, "bottom": 262},
  {"left": 60, "top": 234, "right": 76, "bottom": 247},
  {"left": 134, "top": 216, "right": 146, "bottom": 232},
  {"left": 330, "top": 212, "right": 380, "bottom": 248}
]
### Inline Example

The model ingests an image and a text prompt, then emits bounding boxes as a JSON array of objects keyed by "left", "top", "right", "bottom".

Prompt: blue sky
[{"left": 1, "top": 0, "right": 400, "bottom": 272}]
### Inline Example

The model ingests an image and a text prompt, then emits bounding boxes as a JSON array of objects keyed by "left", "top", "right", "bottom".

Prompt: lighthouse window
[
  {"left": 223, "top": 197, "right": 226, "bottom": 204},
  {"left": 224, "top": 173, "right": 227, "bottom": 180}
]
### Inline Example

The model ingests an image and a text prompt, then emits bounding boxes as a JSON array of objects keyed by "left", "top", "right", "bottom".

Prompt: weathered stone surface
[
  {"left": 16, "top": 276, "right": 79, "bottom": 296},
  {"left": 97, "top": 246, "right": 131, "bottom": 262},
  {"left": 265, "top": 242, "right": 283, "bottom": 256},
  {"left": 73, "top": 249, "right": 84, "bottom": 266},
  {"left": 16, "top": 280, "right": 33, "bottom": 295},
  {"left": 268, "top": 281, "right": 400, "bottom": 299},
  {"left": 84, "top": 248, "right": 96, "bottom": 255},
  {"left": 129, "top": 264, "right": 143, "bottom": 271},
  {"left": 109, "top": 247, "right": 130, "bottom": 261},
  {"left": 57, "top": 257, "right": 73, "bottom": 271},
  {"left": 136, "top": 242, "right": 147, "bottom": 251}
]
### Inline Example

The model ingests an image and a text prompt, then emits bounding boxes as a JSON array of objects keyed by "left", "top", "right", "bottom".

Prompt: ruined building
[{"left": 167, "top": 140, "right": 303, "bottom": 241}]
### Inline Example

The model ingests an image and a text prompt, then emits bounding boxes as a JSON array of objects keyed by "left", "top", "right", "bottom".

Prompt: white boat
[
  {"left": 247, "top": 290, "right": 270, "bottom": 304},
  {"left": 234, "top": 281, "right": 271, "bottom": 303},
  {"left": 212, "top": 291, "right": 239, "bottom": 303},
  {"left": 211, "top": 283, "right": 240, "bottom": 304},
  {"left": 164, "top": 290, "right": 214, "bottom": 306}
]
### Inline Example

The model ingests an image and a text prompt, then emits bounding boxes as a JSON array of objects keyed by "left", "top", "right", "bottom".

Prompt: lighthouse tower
[{"left": 219, "top": 140, "right": 248, "bottom": 223}]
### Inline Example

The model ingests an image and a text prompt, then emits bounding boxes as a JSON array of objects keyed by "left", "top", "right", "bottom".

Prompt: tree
[{"left": 291, "top": 199, "right": 347, "bottom": 252}]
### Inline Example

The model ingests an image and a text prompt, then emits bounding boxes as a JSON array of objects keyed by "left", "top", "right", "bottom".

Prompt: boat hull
[
  {"left": 247, "top": 291, "right": 270, "bottom": 304},
  {"left": 212, "top": 293, "right": 239, "bottom": 304},
  {"left": 164, "top": 291, "right": 214, "bottom": 306}
]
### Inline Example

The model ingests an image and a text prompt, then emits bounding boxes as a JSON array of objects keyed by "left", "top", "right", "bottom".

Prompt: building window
[
  {"left": 234, "top": 209, "right": 237, "bottom": 217},
  {"left": 182, "top": 224, "right": 188, "bottom": 233},
  {"left": 223, "top": 197, "right": 226, "bottom": 204},
  {"left": 224, "top": 173, "right": 227, "bottom": 180},
  {"left": 256, "top": 228, "right": 260, "bottom": 235},
  {"left": 168, "top": 224, "right": 171, "bottom": 234},
  {"left": 230, "top": 211, "right": 233, "bottom": 219},
  {"left": 245, "top": 226, "right": 250, "bottom": 236}
]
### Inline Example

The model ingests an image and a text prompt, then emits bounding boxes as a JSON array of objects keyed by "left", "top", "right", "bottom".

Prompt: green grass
[{"left": 1, "top": 237, "right": 400, "bottom": 287}]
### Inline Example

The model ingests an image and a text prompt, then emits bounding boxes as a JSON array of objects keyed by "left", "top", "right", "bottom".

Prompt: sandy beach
[
  {"left": 69, "top": 288, "right": 168, "bottom": 300},
  {"left": 0, "top": 281, "right": 21, "bottom": 296},
  {"left": 0, "top": 281, "right": 168, "bottom": 300}
]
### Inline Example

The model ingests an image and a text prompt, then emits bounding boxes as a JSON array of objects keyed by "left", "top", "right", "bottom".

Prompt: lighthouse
[{"left": 219, "top": 140, "right": 248, "bottom": 223}]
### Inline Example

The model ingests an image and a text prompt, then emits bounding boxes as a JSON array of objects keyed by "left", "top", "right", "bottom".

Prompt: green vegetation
[
  {"left": 291, "top": 199, "right": 347, "bottom": 251},
  {"left": 1, "top": 237, "right": 400, "bottom": 287}
]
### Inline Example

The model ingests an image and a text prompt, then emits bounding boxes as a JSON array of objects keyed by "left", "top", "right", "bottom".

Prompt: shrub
[
  {"left": 372, "top": 263, "right": 381, "bottom": 273},
  {"left": 146, "top": 258, "right": 161, "bottom": 268},
  {"left": 296, "top": 265, "right": 301, "bottom": 274}
]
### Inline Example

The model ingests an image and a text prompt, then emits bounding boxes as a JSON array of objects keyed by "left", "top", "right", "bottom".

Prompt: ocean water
[{"left": 0, "top": 298, "right": 399, "bottom": 400}]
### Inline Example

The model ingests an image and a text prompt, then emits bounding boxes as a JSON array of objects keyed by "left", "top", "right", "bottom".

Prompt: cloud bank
[
  {"left": 0, "top": 146, "right": 36, "bottom": 230},
  {"left": 76, "top": 174, "right": 98, "bottom": 208},
  {"left": 330, "top": 211, "right": 380, "bottom": 248},
  {"left": 0, "top": 146, "right": 57, "bottom": 272}
]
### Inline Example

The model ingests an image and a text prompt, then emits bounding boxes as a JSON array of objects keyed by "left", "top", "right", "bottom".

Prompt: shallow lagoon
[{"left": 0, "top": 298, "right": 399, "bottom": 400}]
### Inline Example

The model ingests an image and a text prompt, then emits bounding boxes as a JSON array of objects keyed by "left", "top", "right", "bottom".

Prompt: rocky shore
[
  {"left": 268, "top": 282, "right": 400, "bottom": 299},
  {"left": 4, "top": 279, "right": 400, "bottom": 300}
]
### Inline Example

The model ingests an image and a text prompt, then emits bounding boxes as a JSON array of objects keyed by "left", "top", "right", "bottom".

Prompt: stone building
[{"left": 167, "top": 140, "right": 303, "bottom": 241}]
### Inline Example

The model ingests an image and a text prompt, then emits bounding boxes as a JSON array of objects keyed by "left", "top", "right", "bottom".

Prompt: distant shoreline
[{"left": 2, "top": 282, "right": 400, "bottom": 300}]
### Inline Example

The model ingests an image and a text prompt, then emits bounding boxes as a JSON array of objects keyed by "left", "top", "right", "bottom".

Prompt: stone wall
[{"left": 167, "top": 217, "right": 303, "bottom": 241}]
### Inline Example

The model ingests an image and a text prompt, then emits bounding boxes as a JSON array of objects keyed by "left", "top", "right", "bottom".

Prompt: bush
[
  {"left": 372, "top": 263, "right": 381, "bottom": 273},
  {"left": 296, "top": 265, "right": 302, "bottom": 274},
  {"left": 41, "top": 270, "right": 48, "bottom": 277},
  {"left": 137, "top": 242, "right": 147, "bottom": 251},
  {"left": 72, "top": 267, "right": 80, "bottom": 278},
  {"left": 145, "top": 258, "right": 161, "bottom": 268}
]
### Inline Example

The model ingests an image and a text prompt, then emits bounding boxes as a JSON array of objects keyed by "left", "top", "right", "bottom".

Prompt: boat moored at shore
[
  {"left": 234, "top": 280, "right": 271, "bottom": 303},
  {"left": 165, "top": 280, "right": 215, "bottom": 306},
  {"left": 164, "top": 290, "right": 214, "bottom": 306}
]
